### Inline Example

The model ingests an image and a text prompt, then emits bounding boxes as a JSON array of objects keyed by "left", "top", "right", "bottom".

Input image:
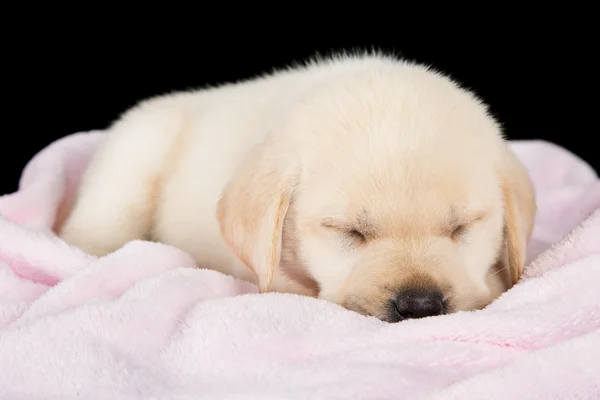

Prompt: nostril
[{"left": 395, "top": 289, "right": 445, "bottom": 320}]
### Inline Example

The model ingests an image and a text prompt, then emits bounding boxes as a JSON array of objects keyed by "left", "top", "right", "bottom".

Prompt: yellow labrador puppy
[{"left": 59, "top": 53, "right": 536, "bottom": 323}]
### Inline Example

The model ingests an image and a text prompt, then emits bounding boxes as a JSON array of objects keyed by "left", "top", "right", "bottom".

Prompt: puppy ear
[
  {"left": 499, "top": 147, "right": 537, "bottom": 286},
  {"left": 216, "top": 137, "right": 298, "bottom": 293}
]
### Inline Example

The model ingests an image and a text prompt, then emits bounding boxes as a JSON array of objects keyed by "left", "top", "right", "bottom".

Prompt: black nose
[{"left": 394, "top": 289, "right": 446, "bottom": 320}]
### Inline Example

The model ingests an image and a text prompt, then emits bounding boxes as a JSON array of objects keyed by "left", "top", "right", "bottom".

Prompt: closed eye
[
  {"left": 446, "top": 209, "right": 485, "bottom": 241},
  {"left": 321, "top": 220, "right": 368, "bottom": 243},
  {"left": 450, "top": 224, "right": 467, "bottom": 240},
  {"left": 347, "top": 228, "right": 367, "bottom": 242}
]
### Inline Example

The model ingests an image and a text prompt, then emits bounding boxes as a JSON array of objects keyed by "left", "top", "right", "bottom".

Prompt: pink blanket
[{"left": 1, "top": 131, "right": 599, "bottom": 400}]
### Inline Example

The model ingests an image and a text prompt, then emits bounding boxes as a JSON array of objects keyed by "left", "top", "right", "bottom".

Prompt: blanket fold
[{"left": 0, "top": 132, "right": 598, "bottom": 400}]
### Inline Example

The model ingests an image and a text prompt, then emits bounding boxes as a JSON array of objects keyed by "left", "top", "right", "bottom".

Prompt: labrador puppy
[{"left": 59, "top": 53, "right": 536, "bottom": 323}]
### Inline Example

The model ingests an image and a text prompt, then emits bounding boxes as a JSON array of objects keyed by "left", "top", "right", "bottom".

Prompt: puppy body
[
  {"left": 60, "top": 53, "right": 536, "bottom": 321},
  {"left": 60, "top": 58, "right": 337, "bottom": 293}
]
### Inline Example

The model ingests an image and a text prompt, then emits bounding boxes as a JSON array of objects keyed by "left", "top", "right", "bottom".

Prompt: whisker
[{"left": 486, "top": 264, "right": 510, "bottom": 281}]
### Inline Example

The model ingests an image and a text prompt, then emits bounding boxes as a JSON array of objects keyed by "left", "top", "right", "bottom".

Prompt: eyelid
[
  {"left": 320, "top": 218, "right": 351, "bottom": 230},
  {"left": 321, "top": 219, "right": 367, "bottom": 240},
  {"left": 450, "top": 224, "right": 466, "bottom": 239},
  {"left": 448, "top": 213, "right": 484, "bottom": 238}
]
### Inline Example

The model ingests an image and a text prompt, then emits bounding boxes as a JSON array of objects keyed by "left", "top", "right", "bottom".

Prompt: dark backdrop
[{"left": 3, "top": 24, "right": 596, "bottom": 195}]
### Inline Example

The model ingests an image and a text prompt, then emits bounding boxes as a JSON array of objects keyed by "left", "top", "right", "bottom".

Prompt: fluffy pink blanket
[{"left": 1, "top": 132, "right": 599, "bottom": 400}]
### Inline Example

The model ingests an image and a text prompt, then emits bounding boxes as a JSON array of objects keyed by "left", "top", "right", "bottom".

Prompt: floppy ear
[
  {"left": 216, "top": 136, "right": 298, "bottom": 293},
  {"left": 499, "top": 147, "right": 537, "bottom": 286}
]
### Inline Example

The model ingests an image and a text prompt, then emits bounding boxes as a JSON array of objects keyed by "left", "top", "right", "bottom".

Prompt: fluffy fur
[{"left": 59, "top": 52, "right": 536, "bottom": 322}]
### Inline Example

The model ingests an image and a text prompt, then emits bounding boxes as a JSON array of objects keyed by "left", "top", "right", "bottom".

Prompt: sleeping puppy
[{"left": 59, "top": 53, "right": 536, "bottom": 323}]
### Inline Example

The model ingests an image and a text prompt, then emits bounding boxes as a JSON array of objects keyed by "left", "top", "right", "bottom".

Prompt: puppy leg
[{"left": 60, "top": 104, "right": 186, "bottom": 256}]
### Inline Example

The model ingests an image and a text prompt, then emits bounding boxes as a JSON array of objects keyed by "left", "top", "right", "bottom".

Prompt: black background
[{"left": 3, "top": 18, "right": 596, "bottom": 195}]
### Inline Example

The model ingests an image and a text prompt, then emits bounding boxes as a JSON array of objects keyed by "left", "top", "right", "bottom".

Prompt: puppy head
[{"left": 217, "top": 59, "right": 536, "bottom": 322}]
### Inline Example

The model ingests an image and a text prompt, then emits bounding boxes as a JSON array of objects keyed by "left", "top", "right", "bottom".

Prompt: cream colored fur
[{"left": 60, "top": 53, "right": 536, "bottom": 322}]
